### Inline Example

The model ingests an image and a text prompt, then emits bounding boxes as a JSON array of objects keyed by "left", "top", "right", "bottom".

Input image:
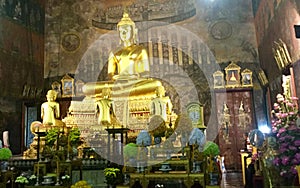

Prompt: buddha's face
[
  {"left": 119, "top": 25, "right": 132, "bottom": 42},
  {"left": 46, "top": 94, "right": 55, "bottom": 102},
  {"left": 46, "top": 90, "right": 56, "bottom": 102}
]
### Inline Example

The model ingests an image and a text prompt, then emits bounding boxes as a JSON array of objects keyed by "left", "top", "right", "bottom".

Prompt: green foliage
[
  {"left": 123, "top": 143, "right": 138, "bottom": 159},
  {"left": 202, "top": 141, "right": 220, "bottom": 157},
  {"left": 0, "top": 148, "right": 12, "bottom": 160},
  {"left": 45, "top": 128, "right": 59, "bottom": 146},
  {"left": 69, "top": 127, "right": 81, "bottom": 146},
  {"left": 15, "top": 176, "right": 29, "bottom": 184},
  {"left": 104, "top": 168, "right": 121, "bottom": 185}
]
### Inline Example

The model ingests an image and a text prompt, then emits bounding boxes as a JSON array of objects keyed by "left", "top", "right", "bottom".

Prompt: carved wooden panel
[{"left": 215, "top": 89, "right": 255, "bottom": 171}]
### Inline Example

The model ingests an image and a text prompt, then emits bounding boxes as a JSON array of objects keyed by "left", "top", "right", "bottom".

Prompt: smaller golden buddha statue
[
  {"left": 23, "top": 90, "right": 64, "bottom": 159},
  {"left": 95, "top": 85, "right": 120, "bottom": 128},
  {"left": 150, "top": 86, "right": 173, "bottom": 121},
  {"left": 41, "top": 90, "right": 60, "bottom": 126}
]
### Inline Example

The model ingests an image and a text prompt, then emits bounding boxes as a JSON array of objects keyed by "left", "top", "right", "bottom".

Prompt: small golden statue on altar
[
  {"left": 95, "top": 85, "right": 121, "bottom": 129},
  {"left": 23, "top": 90, "right": 65, "bottom": 159},
  {"left": 41, "top": 90, "right": 60, "bottom": 126},
  {"left": 151, "top": 86, "right": 173, "bottom": 121}
]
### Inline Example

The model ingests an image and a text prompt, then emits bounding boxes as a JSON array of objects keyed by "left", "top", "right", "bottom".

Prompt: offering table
[{"left": 129, "top": 172, "right": 204, "bottom": 188}]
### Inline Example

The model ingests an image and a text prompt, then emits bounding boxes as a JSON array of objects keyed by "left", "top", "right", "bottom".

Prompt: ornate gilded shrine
[{"left": 62, "top": 12, "right": 178, "bottom": 145}]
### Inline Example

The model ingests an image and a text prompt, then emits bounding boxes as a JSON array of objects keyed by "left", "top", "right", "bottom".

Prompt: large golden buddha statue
[
  {"left": 83, "top": 12, "right": 161, "bottom": 99},
  {"left": 79, "top": 12, "right": 175, "bottom": 132}
]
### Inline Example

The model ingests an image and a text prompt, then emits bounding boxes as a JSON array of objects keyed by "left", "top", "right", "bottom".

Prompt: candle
[{"left": 254, "top": 133, "right": 257, "bottom": 144}]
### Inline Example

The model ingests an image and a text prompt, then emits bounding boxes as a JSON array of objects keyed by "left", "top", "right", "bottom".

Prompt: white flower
[{"left": 62, "top": 175, "right": 70, "bottom": 180}]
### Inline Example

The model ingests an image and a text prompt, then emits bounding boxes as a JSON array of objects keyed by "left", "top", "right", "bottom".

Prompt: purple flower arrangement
[{"left": 271, "top": 94, "right": 300, "bottom": 178}]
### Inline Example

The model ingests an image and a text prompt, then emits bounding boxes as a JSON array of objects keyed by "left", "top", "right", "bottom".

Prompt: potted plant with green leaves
[
  {"left": 68, "top": 127, "right": 81, "bottom": 158},
  {"left": 202, "top": 141, "right": 221, "bottom": 185},
  {"left": 124, "top": 142, "right": 138, "bottom": 166},
  {"left": 0, "top": 147, "right": 12, "bottom": 171},
  {"left": 0, "top": 147, "right": 12, "bottom": 160},
  {"left": 15, "top": 175, "right": 29, "bottom": 188},
  {"left": 45, "top": 128, "right": 60, "bottom": 148},
  {"left": 104, "top": 167, "right": 122, "bottom": 188}
]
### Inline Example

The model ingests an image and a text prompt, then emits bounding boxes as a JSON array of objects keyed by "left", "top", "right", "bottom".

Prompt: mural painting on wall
[
  {"left": 92, "top": 0, "right": 196, "bottom": 30},
  {"left": 210, "top": 20, "right": 232, "bottom": 40},
  {"left": 61, "top": 33, "right": 81, "bottom": 52},
  {"left": 0, "top": 0, "right": 44, "bottom": 33}
]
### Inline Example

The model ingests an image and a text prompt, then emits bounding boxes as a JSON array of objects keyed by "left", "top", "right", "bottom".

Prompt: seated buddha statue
[
  {"left": 107, "top": 12, "right": 150, "bottom": 81},
  {"left": 83, "top": 12, "right": 162, "bottom": 98}
]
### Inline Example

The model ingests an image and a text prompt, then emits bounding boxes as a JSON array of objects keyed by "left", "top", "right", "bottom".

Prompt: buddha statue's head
[
  {"left": 102, "top": 85, "right": 112, "bottom": 99},
  {"left": 156, "top": 86, "right": 166, "bottom": 97},
  {"left": 46, "top": 90, "right": 57, "bottom": 101},
  {"left": 117, "top": 12, "right": 138, "bottom": 45}
]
